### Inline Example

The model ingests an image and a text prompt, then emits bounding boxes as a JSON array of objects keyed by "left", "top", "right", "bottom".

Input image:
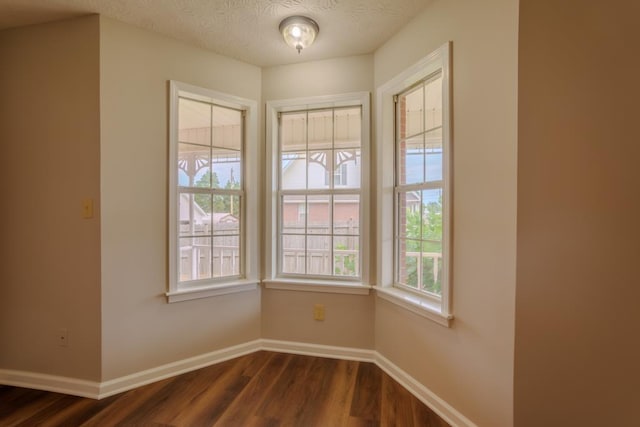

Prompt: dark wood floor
[{"left": 0, "top": 351, "right": 449, "bottom": 426}]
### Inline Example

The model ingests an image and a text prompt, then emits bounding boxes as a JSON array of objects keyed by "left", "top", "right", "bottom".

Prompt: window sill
[
  {"left": 263, "top": 278, "right": 372, "bottom": 295},
  {"left": 375, "top": 286, "right": 453, "bottom": 327},
  {"left": 166, "top": 279, "right": 260, "bottom": 303}
]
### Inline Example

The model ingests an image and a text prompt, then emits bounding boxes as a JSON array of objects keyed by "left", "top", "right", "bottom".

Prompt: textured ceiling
[{"left": 0, "top": 0, "right": 432, "bottom": 67}]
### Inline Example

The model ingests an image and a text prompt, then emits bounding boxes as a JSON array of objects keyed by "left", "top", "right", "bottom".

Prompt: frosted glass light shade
[{"left": 279, "top": 16, "right": 319, "bottom": 54}]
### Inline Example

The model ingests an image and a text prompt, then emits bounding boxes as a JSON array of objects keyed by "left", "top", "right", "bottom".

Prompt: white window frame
[
  {"left": 167, "top": 80, "right": 259, "bottom": 303},
  {"left": 265, "top": 92, "right": 372, "bottom": 295},
  {"left": 376, "top": 43, "right": 453, "bottom": 326}
]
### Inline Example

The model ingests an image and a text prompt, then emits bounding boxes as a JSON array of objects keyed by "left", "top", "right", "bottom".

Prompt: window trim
[
  {"left": 265, "top": 92, "right": 371, "bottom": 292},
  {"left": 263, "top": 278, "right": 372, "bottom": 295},
  {"left": 167, "top": 80, "right": 259, "bottom": 303},
  {"left": 376, "top": 42, "right": 453, "bottom": 326}
]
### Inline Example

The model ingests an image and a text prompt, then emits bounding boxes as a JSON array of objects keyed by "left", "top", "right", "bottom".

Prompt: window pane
[
  {"left": 400, "top": 86, "right": 423, "bottom": 138},
  {"left": 424, "top": 74, "right": 443, "bottom": 130},
  {"left": 179, "top": 143, "right": 210, "bottom": 187},
  {"left": 334, "top": 236, "right": 359, "bottom": 277},
  {"left": 212, "top": 195, "right": 240, "bottom": 235},
  {"left": 213, "top": 235, "right": 239, "bottom": 277},
  {"left": 179, "top": 193, "right": 212, "bottom": 236},
  {"left": 398, "top": 239, "right": 420, "bottom": 288},
  {"left": 212, "top": 105, "right": 242, "bottom": 151},
  {"left": 308, "top": 110, "right": 333, "bottom": 150},
  {"left": 282, "top": 195, "right": 306, "bottom": 234},
  {"left": 398, "top": 135, "right": 424, "bottom": 185},
  {"left": 334, "top": 108, "right": 361, "bottom": 149},
  {"left": 307, "top": 195, "right": 330, "bottom": 235},
  {"left": 307, "top": 236, "right": 331, "bottom": 275},
  {"left": 334, "top": 194, "right": 359, "bottom": 235},
  {"left": 282, "top": 235, "right": 305, "bottom": 274},
  {"left": 281, "top": 152, "right": 306, "bottom": 190},
  {"left": 421, "top": 189, "right": 442, "bottom": 246},
  {"left": 179, "top": 98, "right": 211, "bottom": 146},
  {"left": 334, "top": 149, "right": 360, "bottom": 188},
  {"left": 281, "top": 112, "right": 306, "bottom": 152},
  {"left": 397, "top": 191, "right": 421, "bottom": 239},
  {"left": 421, "top": 246, "right": 442, "bottom": 295},
  {"left": 425, "top": 128, "right": 443, "bottom": 183},
  {"left": 212, "top": 148, "right": 241, "bottom": 188},
  {"left": 179, "top": 237, "right": 211, "bottom": 281},
  {"left": 308, "top": 150, "right": 330, "bottom": 189}
]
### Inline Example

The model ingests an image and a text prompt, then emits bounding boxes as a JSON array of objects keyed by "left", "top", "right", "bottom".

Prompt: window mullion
[
  {"left": 277, "top": 114, "right": 283, "bottom": 276},
  {"left": 330, "top": 109, "right": 335, "bottom": 276},
  {"left": 281, "top": 188, "right": 353, "bottom": 196},
  {"left": 209, "top": 105, "right": 214, "bottom": 281},
  {"left": 304, "top": 111, "right": 309, "bottom": 275},
  {"left": 419, "top": 83, "right": 426, "bottom": 291},
  {"left": 395, "top": 181, "right": 443, "bottom": 193}
]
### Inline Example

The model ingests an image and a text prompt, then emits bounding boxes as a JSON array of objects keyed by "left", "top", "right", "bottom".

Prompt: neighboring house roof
[
  {"left": 179, "top": 194, "right": 239, "bottom": 226},
  {"left": 211, "top": 213, "right": 238, "bottom": 223}
]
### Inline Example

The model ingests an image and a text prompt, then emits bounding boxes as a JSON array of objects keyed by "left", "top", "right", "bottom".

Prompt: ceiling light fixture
[{"left": 279, "top": 16, "right": 319, "bottom": 54}]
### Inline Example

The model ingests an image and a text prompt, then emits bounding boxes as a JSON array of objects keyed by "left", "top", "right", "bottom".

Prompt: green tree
[
  {"left": 405, "top": 198, "right": 442, "bottom": 246},
  {"left": 224, "top": 172, "right": 240, "bottom": 216},
  {"left": 404, "top": 195, "right": 443, "bottom": 294},
  {"left": 193, "top": 171, "right": 219, "bottom": 213},
  {"left": 334, "top": 242, "right": 356, "bottom": 276},
  {"left": 193, "top": 169, "right": 242, "bottom": 216}
]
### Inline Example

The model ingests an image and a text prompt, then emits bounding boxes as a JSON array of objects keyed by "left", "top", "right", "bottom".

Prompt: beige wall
[
  {"left": 262, "top": 289, "right": 374, "bottom": 349},
  {"left": 261, "top": 55, "right": 375, "bottom": 349},
  {"left": 262, "top": 55, "right": 373, "bottom": 100},
  {"left": 99, "top": 17, "right": 262, "bottom": 380},
  {"left": 0, "top": 8, "right": 522, "bottom": 425},
  {"left": 515, "top": 1, "right": 640, "bottom": 425},
  {"left": 4, "top": 3, "right": 638, "bottom": 424},
  {"left": 374, "top": 0, "right": 518, "bottom": 425},
  {"left": 0, "top": 16, "right": 102, "bottom": 380}
]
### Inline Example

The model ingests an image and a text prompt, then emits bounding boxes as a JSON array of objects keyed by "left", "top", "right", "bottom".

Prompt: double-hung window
[
  {"left": 395, "top": 74, "right": 445, "bottom": 295},
  {"left": 266, "top": 93, "right": 370, "bottom": 291},
  {"left": 168, "top": 81, "right": 258, "bottom": 302},
  {"left": 377, "top": 43, "right": 452, "bottom": 325}
]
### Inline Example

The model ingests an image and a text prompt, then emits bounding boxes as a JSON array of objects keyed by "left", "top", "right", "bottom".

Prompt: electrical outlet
[
  {"left": 58, "top": 328, "right": 69, "bottom": 347},
  {"left": 313, "top": 304, "right": 325, "bottom": 321}
]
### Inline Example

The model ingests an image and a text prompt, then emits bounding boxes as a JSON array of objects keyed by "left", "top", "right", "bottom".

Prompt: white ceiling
[{"left": 0, "top": 0, "right": 432, "bottom": 67}]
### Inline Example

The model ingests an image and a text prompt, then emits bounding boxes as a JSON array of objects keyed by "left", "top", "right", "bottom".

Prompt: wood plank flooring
[{"left": 0, "top": 351, "right": 450, "bottom": 426}]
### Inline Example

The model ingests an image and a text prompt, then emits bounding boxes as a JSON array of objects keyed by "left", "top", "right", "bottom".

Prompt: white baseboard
[
  {"left": 0, "top": 369, "right": 101, "bottom": 398},
  {"left": 261, "top": 339, "right": 375, "bottom": 362},
  {"left": 98, "top": 339, "right": 262, "bottom": 398},
  {"left": 0, "top": 339, "right": 475, "bottom": 427},
  {"left": 375, "top": 352, "right": 477, "bottom": 427},
  {"left": 0, "top": 339, "right": 262, "bottom": 400}
]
